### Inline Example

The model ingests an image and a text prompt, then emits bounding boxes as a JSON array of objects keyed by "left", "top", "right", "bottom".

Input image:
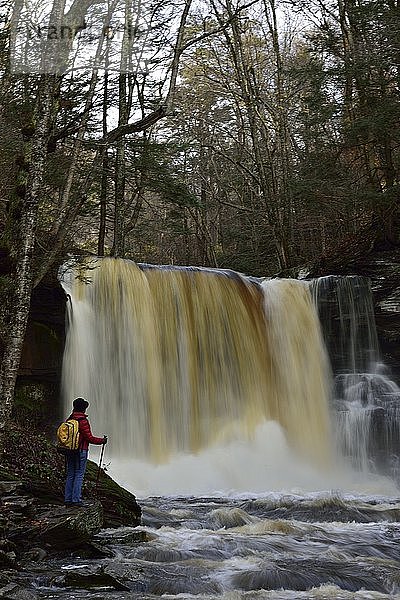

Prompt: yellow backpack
[{"left": 56, "top": 418, "right": 83, "bottom": 454}]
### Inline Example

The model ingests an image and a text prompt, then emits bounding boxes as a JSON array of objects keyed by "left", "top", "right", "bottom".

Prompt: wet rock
[
  {"left": 20, "top": 547, "right": 47, "bottom": 563},
  {"left": 0, "top": 482, "right": 23, "bottom": 496},
  {"left": 103, "top": 560, "right": 221, "bottom": 596},
  {"left": 70, "top": 540, "right": 116, "bottom": 558},
  {"left": 1, "top": 497, "right": 34, "bottom": 513},
  {"left": 1, "top": 469, "right": 142, "bottom": 564},
  {"left": 33, "top": 500, "right": 103, "bottom": 550},
  {"left": 7, "top": 501, "right": 104, "bottom": 552},
  {"left": 0, "top": 571, "right": 13, "bottom": 587},
  {"left": 53, "top": 565, "right": 131, "bottom": 591},
  {"left": 0, "top": 539, "right": 17, "bottom": 553},
  {"left": 85, "top": 462, "right": 141, "bottom": 528},
  {"left": 103, "top": 563, "right": 149, "bottom": 593},
  {"left": 94, "top": 528, "right": 150, "bottom": 546},
  {"left": 0, "top": 582, "right": 38, "bottom": 599},
  {"left": 0, "top": 549, "right": 17, "bottom": 569},
  {"left": 0, "top": 480, "right": 35, "bottom": 522}
]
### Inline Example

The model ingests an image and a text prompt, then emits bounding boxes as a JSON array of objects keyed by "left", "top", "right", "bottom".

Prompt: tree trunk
[
  {"left": 98, "top": 68, "right": 110, "bottom": 257},
  {"left": 0, "top": 74, "right": 57, "bottom": 437},
  {"left": 112, "top": 1, "right": 131, "bottom": 258}
]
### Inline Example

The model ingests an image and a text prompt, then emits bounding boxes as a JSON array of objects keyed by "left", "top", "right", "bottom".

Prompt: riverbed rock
[
  {"left": 53, "top": 565, "right": 132, "bottom": 591},
  {"left": 0, "top": 549, "right": 17, "bottom": 569},
  {"left": 2, "top": 477, "right": 104, "bottom": 553},
  {"left": 0, "top": 582, "right": 39, "bottom": 600},
  {"left": 30, "top": 500, "right": 104, "bottom": 550},
  {"left": 1, "top": 455, "right": 142, "bottom": 562},
  {"left": 20, "top": 547, "right": 47, "bottom": 563},
  {"left": 0, "top": 482, "right": 23, "bottom": 495},
  {"left": 94, "top": 527, "right": 151, "bottom": 546}
]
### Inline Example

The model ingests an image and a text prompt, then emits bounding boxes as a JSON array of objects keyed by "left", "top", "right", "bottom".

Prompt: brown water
[{"left": 61, "top": 257, "right": 332, "bottom": 470}]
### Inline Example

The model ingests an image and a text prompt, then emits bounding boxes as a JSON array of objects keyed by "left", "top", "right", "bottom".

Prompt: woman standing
[{"left": 64, "top": 397, "right": 107, "bottom": 507}]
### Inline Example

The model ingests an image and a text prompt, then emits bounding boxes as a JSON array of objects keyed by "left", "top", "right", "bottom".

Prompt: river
[{"left": 33, "top": 490, "right": 400, "bottom": 599}]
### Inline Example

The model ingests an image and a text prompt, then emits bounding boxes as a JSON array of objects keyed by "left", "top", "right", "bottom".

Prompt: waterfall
[
  {"left": 60, "top": 259, "right": 400, "bottom": 492},
  {"left": 60, "top": 257, "right": 332, "bottom": 468},
  {"left": 310, "top": 275, "right": 380, "bottom": 374},
  {"left": 311, "top": 276, "right": 400, "bottom": 479},
  {"left": 261, "top": 279, "right": 332, "bottom": 464}
]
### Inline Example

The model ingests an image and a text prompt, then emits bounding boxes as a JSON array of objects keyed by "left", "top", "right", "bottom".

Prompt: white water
[
  {"left": 311, "top": 276, "right": 400, "bottom": 479},
  {"left": 89, "top": 420, "right": 398, "bottom": 499},
  {"left": 38, "top": 492, "right": 400, "bottom": 599}
]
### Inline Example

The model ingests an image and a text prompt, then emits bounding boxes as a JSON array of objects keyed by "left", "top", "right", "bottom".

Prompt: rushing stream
[{"left": 34, "top": 492, "right": 400, "bottom": 599}]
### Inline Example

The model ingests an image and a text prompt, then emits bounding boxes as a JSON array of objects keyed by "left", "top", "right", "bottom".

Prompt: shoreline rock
[{"left": 0, "top": 467, "right": 143, "bottom": 599}]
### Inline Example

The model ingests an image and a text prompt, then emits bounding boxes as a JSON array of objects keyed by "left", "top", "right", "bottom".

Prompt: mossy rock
[
  {"left": 85, "top": 461, "right": 141, "bottom": 528},
  {"left": 14, "top": 383, "right": 51, "bottom": 425},
  {"left": 1, "top": 423, "right": 141, "bottom": 529}
]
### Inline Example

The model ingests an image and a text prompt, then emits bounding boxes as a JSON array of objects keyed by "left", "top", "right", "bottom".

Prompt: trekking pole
[{"left": 96, "top": 439, "right": 106, "bottom": 489}]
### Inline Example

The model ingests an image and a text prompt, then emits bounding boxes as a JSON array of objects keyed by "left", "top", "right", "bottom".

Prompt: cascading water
[
  {"left": 60, "top": 258, "right": 399, "bottom": 494},
  {"left": 261, "top": 279, "right": 332, "bottom": 465},
  {"left": 311, "top": 276, "right": 400, "bottom": 480},
  {"left": 60, "top": 258, "right": 333, "bottom": 480},
  {"left": 310, "top": 275, "right": 380, "bottom": 374}
]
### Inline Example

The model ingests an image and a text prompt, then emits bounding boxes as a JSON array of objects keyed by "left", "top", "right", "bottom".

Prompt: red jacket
[{"left": 69, "top": 411, "right": 104, "bottom": 450}]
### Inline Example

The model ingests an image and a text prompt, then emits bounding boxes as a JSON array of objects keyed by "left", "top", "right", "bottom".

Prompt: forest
[{"left": 0, "top": 0, "right": 399, "bottom": 428}]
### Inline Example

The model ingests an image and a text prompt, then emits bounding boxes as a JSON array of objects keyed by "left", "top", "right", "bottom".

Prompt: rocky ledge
[{"left": 0, "top": 462, "right": 143, "bottom": 599}]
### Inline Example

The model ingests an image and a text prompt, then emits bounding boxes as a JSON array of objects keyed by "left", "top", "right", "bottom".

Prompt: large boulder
[
  {"left": 85, "top": 461, "right": 142, "bottom": 528},
  {"left": 0, "top": 478, "right": 103, "bottom": 552},
  {"left": 30, "top": 501, "right": 103, "bottom": 550}
]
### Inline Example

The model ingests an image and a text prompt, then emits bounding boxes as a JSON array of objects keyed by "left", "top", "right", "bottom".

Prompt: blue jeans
[{"left": 64, "top": 450, "right": 88, "bottom": 504}]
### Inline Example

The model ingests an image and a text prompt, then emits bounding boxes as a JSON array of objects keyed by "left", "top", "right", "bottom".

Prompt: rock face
[
  {"left": 0, "top": 460, "right": 141, "bottom": 557},
  {"left": 309, "top": 247, "right": 400, "bottom": 382},
  {"left": 0, "top": 475, "right": 145, "bottom": 600},
  {"left": 20, "top": 274, "right": 66, "bottom": 383},
  {"left": 14, "top": 272, "right": 66, "bottom": 427}
]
